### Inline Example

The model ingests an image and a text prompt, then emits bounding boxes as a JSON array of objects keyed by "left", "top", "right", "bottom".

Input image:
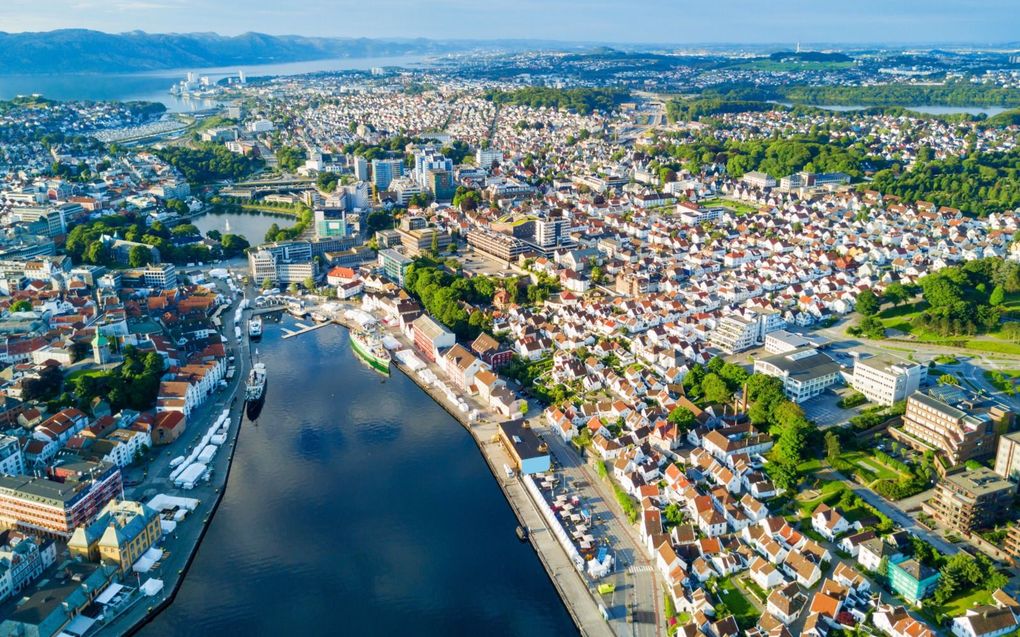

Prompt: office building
[
  {"left": 850, "top": 355, "right": 926, "bottom": 406},
  {"left": 467, "top": 229, "right": 527, "bottom": 262},
  {"left": 248, "top": 241, "right": 315, "bottom": 286},
  {"left": 764, "top": 330, "right": 812, "bottom": 354},
  {"left": 396, "top": 216, "right": 450, "bottom": 256},
  {"left": 377, "top": 249, "right": 412, "bottom": 286},
  {"left": 753, "top": 348, "right": 841, "bottom": 403},
  {"left": 120, "top": 263, "right": 178, "bottom": 290},
  {"left": 925, "top": 467, "right": 1014, "bottom": 533},
  {"left": 371, "top": 158, "right": 403, "bottom": 191},
  {"left": 900, "top": 389, "right": 1003, "bottom": 466},
  {"left": 0, "top": 461, "right": 123, "bottom": 538}
]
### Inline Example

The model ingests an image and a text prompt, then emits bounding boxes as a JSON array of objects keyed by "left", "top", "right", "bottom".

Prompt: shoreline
[
  {"left": 93, "top": 289, "right": 253, "bottom": 637},
  {"left": 334, "top": 310, "right": 613, "bottom": 637}
]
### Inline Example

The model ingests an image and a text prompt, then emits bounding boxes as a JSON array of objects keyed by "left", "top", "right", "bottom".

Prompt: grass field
[
  {"left": 64, "top": 368, "right": 109, "bottom": 382},
  {"left": 921, "top": 588, "right": 994, "bottom": 626},
  {"left": 839, "top": 450, "right": 906, "bottom": 482},
  {"left": 697, "top": 197, "right": 759, "bottom": 216},
  {"left": 717, "top": 578, "right": 760, "bottom": 629}
]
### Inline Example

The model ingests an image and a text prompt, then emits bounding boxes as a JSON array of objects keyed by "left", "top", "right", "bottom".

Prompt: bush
[{"left": 838, "top": 392, "right": 868, "bottom": 409}]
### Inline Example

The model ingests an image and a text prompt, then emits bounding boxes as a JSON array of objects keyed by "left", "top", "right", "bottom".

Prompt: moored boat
[
  {"left": 349, "top": 329, "right": 391, "bottom": 374},
  {"left": 245, "top": 362, "right": 267, "bottom": 404},
  {"left": 248, "top": 316, "right": 263, "bottom": 340}
]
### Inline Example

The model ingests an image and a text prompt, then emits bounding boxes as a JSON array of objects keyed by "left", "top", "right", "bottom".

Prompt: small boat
[
  {"left": 248, "top": 316, "right": 263, "bottom": 340},
  {"left": 288, "top": 301, "right": 307, "bottom": 318},
  {"left": 515, "top": 526, "right": 528, "bottom": 542},
  {"left": 311, "top": 311, "right": 329, "bottom": 323},
  {"left": 503, "top": 464, "right": 515, "bottom": 479}
]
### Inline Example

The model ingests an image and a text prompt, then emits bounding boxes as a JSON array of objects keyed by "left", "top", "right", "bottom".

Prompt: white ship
[
  {"left": 248, "top": 316, "right": 263, "bottom": 340},
  {"left": 245, "top": 362, "right": 267, "bottom": 403}
]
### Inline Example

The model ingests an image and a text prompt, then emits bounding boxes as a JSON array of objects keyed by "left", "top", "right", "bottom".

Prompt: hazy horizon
[{"left": 1, "top": 0, "right": 1017, "bottom": 46}]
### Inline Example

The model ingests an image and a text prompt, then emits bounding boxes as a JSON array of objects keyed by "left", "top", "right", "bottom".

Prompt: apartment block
[{"left": 925, "top": 467, "right": 1014, "bottom": 533}]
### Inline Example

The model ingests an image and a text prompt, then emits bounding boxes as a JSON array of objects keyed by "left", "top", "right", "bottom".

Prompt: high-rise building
[
  {"left": 476, "top": 148, "right": 503, "bottom": 170},
  {"left": 427, "top": 170, "right": 456, "bottom": 201},
  {"left": 0, "top": 437, "right": 25, "bottom": 477},
  {"left": 371, "top": 159, "right": 403, "bottom": 191},
  {"left": 353, "top": 156, "right": 370, "bottom": 182}
]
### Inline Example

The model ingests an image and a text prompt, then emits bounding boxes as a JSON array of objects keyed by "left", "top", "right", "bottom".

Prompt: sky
[{"left": 1, "top": 0, "right": 1017, "bottom": 45}]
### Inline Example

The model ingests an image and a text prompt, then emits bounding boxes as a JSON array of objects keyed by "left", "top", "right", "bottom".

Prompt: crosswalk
[{"left": 627, "top": 565, "right": 655, "bottom": 574}]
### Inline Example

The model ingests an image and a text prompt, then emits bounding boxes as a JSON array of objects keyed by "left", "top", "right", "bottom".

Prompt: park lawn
[
  {"left": 838, "top": 450, "right": 904, "bottom": 482},
  {"left": 717, "top": 578, "right": 760, "bottom": 629},
  {"left": 64, "top": 368, "right": 109, "bottom": 382},
  {"left": 698, "top": 197, "right": 759, "bottom": 216},
  {"left": 964, "top": 339, "right": 1020, "bottom": 356},
  {"left": 922, "top": 588, "right": 994, "bottom": 625},
  {"left": 797, "top": 481, "right": 849, "bottom": 516},
  {"left": 797, "top": 458, "right": 824, "bottom": 474}
]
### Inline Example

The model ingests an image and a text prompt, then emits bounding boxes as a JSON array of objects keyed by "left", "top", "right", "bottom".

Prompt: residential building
[
  {"left": 925, "top": 467, "right": 1014, "bottom": 533},
  {"left": 0, "top": 532, "right": 56, "bottom": 603},
  {"left": 371, "top": 158, "right": 403, "bottom": 190},
  {"left": 0, "top": 561, "right": 116, "bottom": 637},
  {"left": 851, "top": 355, "right": 926, "bottom": 406},
  {"left": 888, "top": 556, "right": 940, "bottom": 605},
  {"left": 753, "top": 347, "right": 841, "bottom": 403},
  {"left": 994, "top": 430, "right": 1020, "bottom": 482},
  {"left": 741, "top": 172, "right": 777, "bottom": 189},
  {"left": 710, "top": 315, "right": 760, "bottom": 354},
  {"left": 951, "top": 604, "right": 1019, "bottom": 637},
  {"left": 0, "top": 437, "right": 24, "bottom": 477},
  {"left": 68, "top": 500, "right": 161, "bottom": 572},
  {"left": 467, "top": 229, "right": 527, "bottom": 262}
]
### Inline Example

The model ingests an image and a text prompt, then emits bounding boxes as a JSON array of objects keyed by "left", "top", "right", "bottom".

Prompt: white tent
[{"left": 140, "top": 578, "right": 165, "bottom": 597}]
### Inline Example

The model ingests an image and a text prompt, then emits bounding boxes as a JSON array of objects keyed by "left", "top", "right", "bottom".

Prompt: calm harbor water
[
  {"left": 191, "top": 210, "right": 296, "bottom": 245},
  {"left": 0, "top": 55, "right": 427, "bottom": 111},
  {"left": 140, "top": 317, "right": 575, "bottom": 637}
]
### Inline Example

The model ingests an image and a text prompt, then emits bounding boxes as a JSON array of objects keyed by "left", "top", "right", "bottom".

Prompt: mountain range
[{"left": 0, "top": 29, "right": 583, "bottom": 75}]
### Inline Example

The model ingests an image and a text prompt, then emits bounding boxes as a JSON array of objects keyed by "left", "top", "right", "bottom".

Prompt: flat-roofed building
[
  {"left": 850, "top": 355, "right": 926, "bottom": 406},
  {"left": 467, "top": 229, "right": 527, "bottom": 262},
  {"left": 710, "top": 315, "right": 759, "bottom": 354},
  {"left": 753, "top": 347, "right": 841, "bottom": 403},
  {"left": 0, "top": 461, "right": 123, "bottom": 539},
  {"left": 498, "top": 420, "right": 550, "bottom": 475},
  {"left": 925, "top": 467, "right": 1014, "bottom": 533},
  {"left": 901, "top": 390, "right": 1000, "bottom": 466},
  {"left": 994, "top": 430, "right": 1020, "bottom": 482},
  {"left": 764, "top": 329, "right": 811, "bottom": 354},
  {"left": 377, "top": 249, "right": 412, "bottom": 286}
]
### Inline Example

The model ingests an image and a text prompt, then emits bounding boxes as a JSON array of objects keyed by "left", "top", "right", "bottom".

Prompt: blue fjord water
[{"left": 140, "top": 317, "right": 575, "bottom": 636}]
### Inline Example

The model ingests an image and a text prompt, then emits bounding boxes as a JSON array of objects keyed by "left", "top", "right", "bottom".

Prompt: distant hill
[{"left": 0, "top": 30, "right": 577, "bottom": 74}]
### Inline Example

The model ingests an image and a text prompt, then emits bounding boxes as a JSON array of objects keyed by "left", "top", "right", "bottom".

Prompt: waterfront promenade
[
  {"left": 359, "top": 313, "right": 621, "bottom": 637},
  {"left": 94, "top": 274, "right": 253, "bottom": 636}
]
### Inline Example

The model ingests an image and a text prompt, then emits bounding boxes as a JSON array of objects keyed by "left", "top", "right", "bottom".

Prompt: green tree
[
  {"left": 9, "top": 300, "right": 32, "bottom": 313},
  {"left": 825, "top": 430, "right": 841, "bottom": 461},
  {"left": 128, "top": 245, "right": 150, "bottom": 268},
  {"left": 701, "top": 373, "right": 732, "bottom": 405},
  {"left": 990, "top": 284, "right": 1006, "bottom": 307},
  {"left": 883, "top": 282, "right": 910, "bottom": 306},
  {"left": 856, "top": 289, "right": 880, "bottom": 316},
  {"left": 667, "top": 407, "right": 696, "bottom": 434}
]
